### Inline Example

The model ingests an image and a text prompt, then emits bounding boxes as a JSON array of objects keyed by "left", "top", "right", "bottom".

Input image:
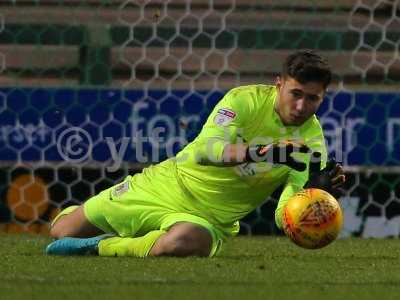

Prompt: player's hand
[
  {"left": 246, "top": 140, "right": 310, "bottom": 171},
  {"left": 303, "top": 152, "right": 346, "bottom": 198}
]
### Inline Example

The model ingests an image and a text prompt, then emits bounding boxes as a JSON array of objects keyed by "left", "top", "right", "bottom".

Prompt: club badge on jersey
[{"left": 214, "top": 108, "right": 236, "bottom": 126}]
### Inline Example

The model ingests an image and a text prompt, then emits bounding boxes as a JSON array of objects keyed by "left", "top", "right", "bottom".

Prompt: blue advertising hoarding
[{"left": 0, "top": 88, "right": 399, "bottom": 166}]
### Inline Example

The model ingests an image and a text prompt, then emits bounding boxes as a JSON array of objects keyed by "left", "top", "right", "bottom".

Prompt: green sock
[
  {"left": 51, "top": 205, "right": 80, "bottom": 227},
  {"left": 98, "top": 230, "right": 166, "bottom": 258}
]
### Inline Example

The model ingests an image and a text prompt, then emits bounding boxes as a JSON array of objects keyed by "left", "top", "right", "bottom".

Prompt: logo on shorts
[
  {"left": 214, "top": 108, "right": 236, "bottom": 126},
  {"left": 112, "top": 182, "right": 130, "bottom": 197}
]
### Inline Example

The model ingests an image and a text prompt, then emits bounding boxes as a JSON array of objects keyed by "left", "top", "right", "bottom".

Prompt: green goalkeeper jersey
[{"left": 175, "top": 84, "right": 327, "bottom": 229}]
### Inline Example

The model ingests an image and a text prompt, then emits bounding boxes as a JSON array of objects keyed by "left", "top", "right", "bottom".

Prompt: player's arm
[
  {"left": 221, "top": 141, "right": 310, "bottom": 171},
  {"left": 191, "top": 87, "right": 251, "bottom": 165},
  {"left": 192, "top": 87, "right": 309, "bottom": 170}
]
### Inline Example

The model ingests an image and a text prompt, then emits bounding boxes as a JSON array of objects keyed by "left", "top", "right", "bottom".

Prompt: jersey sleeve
[
  {"left": 191, "top": 87, "right": 255, "bottom": 165},
  {"left": 274, "top": 126, "right": 328, "bottom": 229}
]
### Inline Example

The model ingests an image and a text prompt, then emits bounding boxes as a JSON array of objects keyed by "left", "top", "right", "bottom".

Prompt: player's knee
[
  {"left": 156, "top": 236, "right": 210, "bottom": 257},
  {"left": 49, "top": 224, "right": 68, "bottom": 239},
  {"left": 170, "top": 236, "right": 211, "bottom": 257},
  {"left": 152, "top": 225, "right": 213, "bottom": 257},
  {"left": 49, "top": 218, "right": 77, "bottom": 239}
]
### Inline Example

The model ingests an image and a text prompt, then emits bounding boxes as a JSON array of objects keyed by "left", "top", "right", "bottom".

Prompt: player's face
[{"left": 275, "top": 76, "right": 325, "bottom": 126}]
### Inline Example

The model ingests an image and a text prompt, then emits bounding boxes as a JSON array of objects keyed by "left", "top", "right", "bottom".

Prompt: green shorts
[{"left": 83, "top": 161, "right": 227, "bottom": 257}]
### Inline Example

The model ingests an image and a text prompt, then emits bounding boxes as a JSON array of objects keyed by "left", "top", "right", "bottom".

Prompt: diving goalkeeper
[{"left": 46, "top": 50, "right": 345, "bottom": 258}]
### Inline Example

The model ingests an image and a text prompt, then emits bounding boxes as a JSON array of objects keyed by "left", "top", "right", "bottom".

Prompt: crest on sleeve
[
  {"left": 214, "top": 108, "right": 237, "bottom": 126},
  {"left": 112, "top": 182, "right": 129, "bottom": 198}
]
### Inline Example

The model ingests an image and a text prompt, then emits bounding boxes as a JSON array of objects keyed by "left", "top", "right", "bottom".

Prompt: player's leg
[
  {"left": 49, "top": 205, "right": 104, "bottom": 239},
  {"left": 46, "top": 204, "right": 111, "bottom": 255},
  {"left": 46, "top": 176, "right": 154, "bottom": 256},
  {"left": 97, "top": 222, "right": 213, "bottom": 258},
  {"left": 46, "top": 166, "right": 222, "bottom": 257},
  {"left": 99, "top": 211, "right": 221, "bottom": 258},
  {"left": 49, "top": 179, "right": 121, "bottom": 240},
  {"left": 93, "top": 161, "right": 216, "bottom": 257},
  {"left": 48, "top": 212, "right": 220, "bottom": 258}
]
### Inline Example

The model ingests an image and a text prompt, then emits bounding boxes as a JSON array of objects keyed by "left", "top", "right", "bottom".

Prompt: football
[{"left": 283, "top": 188, "right": 343, "bottom": 249}]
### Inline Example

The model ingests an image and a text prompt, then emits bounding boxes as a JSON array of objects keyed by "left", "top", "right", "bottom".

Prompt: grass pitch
[{"left": 0, "top": 234, "right": 399, "bottom": 300}]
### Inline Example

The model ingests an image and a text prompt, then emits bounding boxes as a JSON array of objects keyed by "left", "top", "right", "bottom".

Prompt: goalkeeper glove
[
  {"left": 246, "top": 140, "right": 310, "bottom": 171},
  {"left": 303, "top": 152, "right": 346, "bottom": 198}
]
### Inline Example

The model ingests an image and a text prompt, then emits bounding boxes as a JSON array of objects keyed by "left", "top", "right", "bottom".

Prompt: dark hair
[{"left": 282, "top": 50, "right": 332, "bottom": 88}]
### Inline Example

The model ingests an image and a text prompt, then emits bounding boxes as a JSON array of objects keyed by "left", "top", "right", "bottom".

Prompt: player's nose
[{"left": 295, "top": 98, "right": 307, "bottom": 114}]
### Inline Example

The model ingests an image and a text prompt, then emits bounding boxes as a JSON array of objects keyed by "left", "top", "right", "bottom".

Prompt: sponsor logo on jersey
[
  {"left": 214, "top": 108, "right": 237, "bottom": 126},
  {"left": 112, "top": 182, "right": 130, "bottom": 197},
  {"left": 234, "top": 162, "right": 284, "bottom": 177}
]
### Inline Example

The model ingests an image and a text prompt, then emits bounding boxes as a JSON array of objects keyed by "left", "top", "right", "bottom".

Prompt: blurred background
[{"left": 0, "top": 0, "right": 399, "bottom": 237}]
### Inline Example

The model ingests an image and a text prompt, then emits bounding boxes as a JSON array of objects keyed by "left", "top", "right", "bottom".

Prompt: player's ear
[
  {"left": 321, "top": 89, "right": 327, "bottom": 100},
  {"left": 275, "top": 76, "right": 282, "bottom": 90}
]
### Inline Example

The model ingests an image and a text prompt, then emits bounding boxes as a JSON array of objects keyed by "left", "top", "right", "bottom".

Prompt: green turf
[{"left": 0, "top": 234, "right": 399, "bottom": 300}]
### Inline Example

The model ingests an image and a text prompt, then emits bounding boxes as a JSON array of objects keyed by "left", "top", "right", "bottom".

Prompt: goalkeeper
[{"left": 46, "top": 50, "right": 345, "bottom": 258}]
